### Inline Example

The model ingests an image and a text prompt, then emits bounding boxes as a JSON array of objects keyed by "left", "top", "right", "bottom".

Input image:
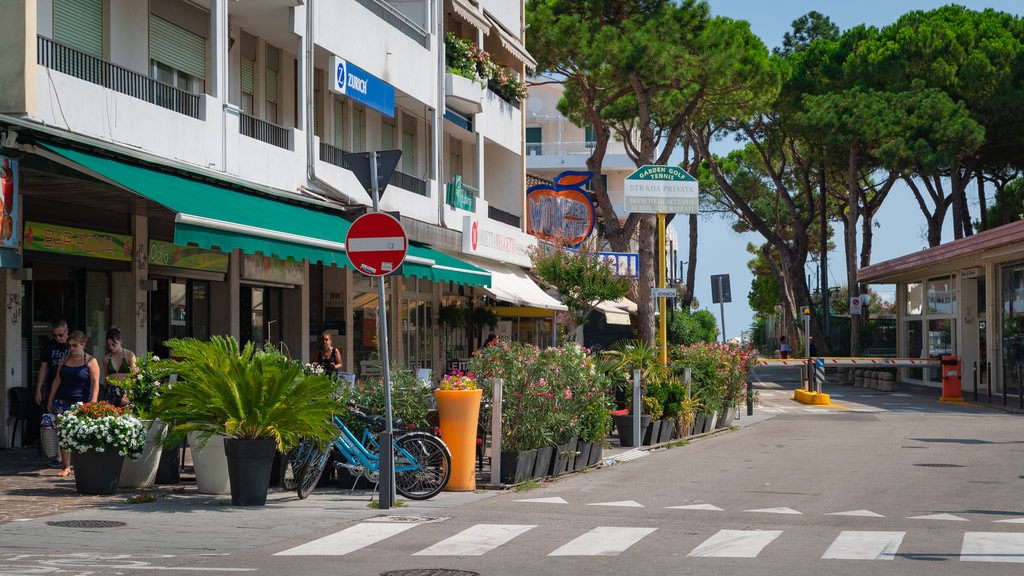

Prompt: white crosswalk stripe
[
  {"left": 274, "top": 521, "right": 419, "bottom": 556},
  {"left": 548, "top": 526, "right": 657, "bottom": 556},
  {"left": 961, "top": 532, "right": 1024, "bottom": 563},
  {"left": 274, "top": 521, "right": 1024, "bottom": 562},
  {"left": 822, "top": 531, "right": 905, "bottom": 560},
  {"left": 414, "top": 524, "right": 535, "bottom": 556},
  {"left": 687, "top": 529, "right": 783, "bottom": 558}
]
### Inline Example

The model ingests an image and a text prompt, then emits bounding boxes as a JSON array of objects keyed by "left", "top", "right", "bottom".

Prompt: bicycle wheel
[
  {"left": 296, "top": 443, "right": 331, "bottom": 499},
  {"left": 393, "top": 432, "right": 451, "bottom": 500},
  {"left": 279, "top": 445, "right": 306, "bottom": 491}
]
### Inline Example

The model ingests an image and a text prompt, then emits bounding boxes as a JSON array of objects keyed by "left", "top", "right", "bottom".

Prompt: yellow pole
[{"left": 658, "top": 213, "right": 668, "bottom": 364}]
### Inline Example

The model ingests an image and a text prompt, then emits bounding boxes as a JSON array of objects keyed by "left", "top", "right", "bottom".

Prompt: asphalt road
[{"left": 2, "top": 368, "right": 1022, "bottom": 576}]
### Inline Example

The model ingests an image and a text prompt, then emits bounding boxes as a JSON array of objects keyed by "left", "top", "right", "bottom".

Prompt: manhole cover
[
  {"left": 381, "top": 571, "right": 479, "bottom": 576},
  {"left": 46, "top": 520, "right": 127, "bottom": 528},
  {"left": 914, "top": 463, "right": 965, "bottom": 468}
]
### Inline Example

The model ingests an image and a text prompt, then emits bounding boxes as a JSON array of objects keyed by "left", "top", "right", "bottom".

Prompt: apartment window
[
  {"left": 240, "top": 32, "right": 256, "bottom": 113},
  {"left": 265, "top": 45, "right": 280, "bottom": 124},
  {"left": 382, "top": 119, "right": 395, "bottom": 150},
  {"left": 352, "top": 107, "right": 364, "bottom": 153},
  {"left": 526, "top": 126, "right": 542, "bottom": 155},
  {"left": 401, "top": 115, "right": 416, "bottom": 175},
  {"left": 585, "top": 125, "right": 597, "bottom": 149},
  {"left": 149, "top": 15, "right": 205, "bottom": 94},
  {"left": 334, "top": 98, "right": 346, "bottom": 149},
  {"left": 449, "top": 137, "right": 462, "bottom": 182},
  {"left": 54, "top": 0, "right": 103, "bottom": 57}
]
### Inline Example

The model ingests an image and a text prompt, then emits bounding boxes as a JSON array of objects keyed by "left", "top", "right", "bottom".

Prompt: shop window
[{"left": 927, "top": 276, "right": 956, "bottom": 315}]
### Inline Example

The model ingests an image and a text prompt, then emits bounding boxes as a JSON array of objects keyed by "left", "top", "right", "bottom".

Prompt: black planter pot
[
  {"left": 533, "top": 445, "right": 554, "bottom": 479},
  {"left": 224, "top": 438, "right": 277, "bottom": 506},
  {"left": 612, "top": 414, "right": 651, "bottom": 447},
  {"left": 549, "top": 440, "right": 575, "bottom": 477},
  {"left": 71, "top": 448, "right": 126, "bottom": 495},
  {"left": 155, "top": 442, "right": 182, "bottom": 485},
  {"left": 642, "top": 420, "right": 657, "bottom": 446},
  {"left": 500, "top": 449, "right": 537, "bottom": 484},
  {"left": 573, "top": 439, "right": 592, "bottom": 470},
  {"left": 587, "top": 442, "right": 603, "bottom": 467}
]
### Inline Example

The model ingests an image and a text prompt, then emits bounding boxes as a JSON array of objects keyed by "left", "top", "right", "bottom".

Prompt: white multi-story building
[{"left": 0, "top": 0, "right": 559, "bottom": 445}]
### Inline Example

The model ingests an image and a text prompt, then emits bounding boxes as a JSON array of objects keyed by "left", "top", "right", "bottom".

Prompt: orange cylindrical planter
[{"left": 435, "top": 388, "right": 482, "bottom": 491}]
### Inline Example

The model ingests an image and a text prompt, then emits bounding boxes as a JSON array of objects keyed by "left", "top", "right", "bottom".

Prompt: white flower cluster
[{"left": 55, "top": 404, "right": 146, "bottom": 458}]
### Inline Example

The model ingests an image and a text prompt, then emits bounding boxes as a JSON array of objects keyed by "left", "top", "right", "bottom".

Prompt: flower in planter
[
  {"left": 439, "top": 370, "right": 478, "bottom": 391},
  {"left": 56, "top": 401, "right": 146, "bottom": 458},
  {"left": 120, "top": 352, "right": 162, "bottom": 420}
]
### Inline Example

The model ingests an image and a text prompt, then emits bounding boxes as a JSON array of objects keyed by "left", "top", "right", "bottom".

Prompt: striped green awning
[{"left": 38, "top": 142, "right": 489, "bottom": 287}]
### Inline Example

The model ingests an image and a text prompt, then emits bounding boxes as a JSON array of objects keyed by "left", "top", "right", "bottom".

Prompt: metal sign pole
[
  {"left": 632, "top": 369, "right": 641, "bottom": 448},
  {"left": 370, "top": 151, "right": 395, "bottom": 510}
]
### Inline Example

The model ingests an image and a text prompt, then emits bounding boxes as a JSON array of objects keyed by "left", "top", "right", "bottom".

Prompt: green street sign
[{"left": 624, "top": 165, "right": 698, "bottom": 214}]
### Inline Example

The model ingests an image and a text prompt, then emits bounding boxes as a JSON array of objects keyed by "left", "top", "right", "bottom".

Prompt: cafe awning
[
  {"left": 36, "top": 141, "right": 489, "bottom": 287},
  {"left": 460, "top": 255, "right": 565, "bottom": 310}
]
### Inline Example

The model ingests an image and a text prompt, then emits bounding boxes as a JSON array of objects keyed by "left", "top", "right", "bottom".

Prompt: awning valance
[
  {"left": 485, "top": 13, "right": 537, "bottom": 69},
  {"left": 460, "top": 254, "right": 565, "bottom": 310},
  {"left": 36, "top": 142, "right": 489, "bottom": 287},
  {"left": 450, "top": 0, "right": 490, "bottom": 33},
  {"left": 595, "top": 300, "right": 632, "bottom": 325}
]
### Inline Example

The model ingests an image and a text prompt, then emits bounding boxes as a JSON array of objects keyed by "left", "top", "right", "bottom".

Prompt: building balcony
[
  {"left": 445, "top": 73, "right": 484, "bottom": 115},
  {"left": 477, "top": 89, "right": 522, "bottom": 153}
]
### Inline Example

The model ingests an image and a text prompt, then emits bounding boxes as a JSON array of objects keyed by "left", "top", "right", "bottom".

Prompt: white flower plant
[{"left": 56, "top": 401, "right": 146, "bottom": 458}]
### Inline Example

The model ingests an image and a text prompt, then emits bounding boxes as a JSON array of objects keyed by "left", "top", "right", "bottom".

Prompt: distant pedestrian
[
  {"left": 47, "top": 330, "right": 100, "bottom": 477},
  {"left": 482, "top": 332, "right": 498, "bottom": 349},
  {"left": 809, "top": 337, "right": 818, "bottom": 358},
  {"left": 312, "top": 331, "right": 342, "bottom": 378},
  {"left": 102, "top": 325, "right": 135, "bottom": 406},
  {"left": 35, "top": 320, "right": 69, "bottom": 467},
  {"left": 779, "top": 336, "right": 792, "bottom": 359}
]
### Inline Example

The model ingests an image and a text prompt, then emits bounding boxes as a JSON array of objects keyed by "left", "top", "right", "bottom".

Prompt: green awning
[
  {"left": 37, "top": 142, "right": 489, "bottom": 287},
  {"left": 409, "top": 243, "right": 490, "bottom": 287}
]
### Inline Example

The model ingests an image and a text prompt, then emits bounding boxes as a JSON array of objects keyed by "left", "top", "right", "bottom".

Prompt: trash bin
[{"left": 941, "top": 355, "right": 962, "bottom": 399}]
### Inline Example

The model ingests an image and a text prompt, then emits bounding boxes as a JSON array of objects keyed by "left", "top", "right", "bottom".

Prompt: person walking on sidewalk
[
  {"left": 35, "top": 319, "right": 69, "bottom": 467},
  {"left": 47, "top": 330, "right": 100, "bottom": 477}
]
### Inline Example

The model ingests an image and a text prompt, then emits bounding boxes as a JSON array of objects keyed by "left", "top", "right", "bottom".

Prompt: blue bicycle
[{"left": 291, "top": 406, "right": 452, "bottom": 500}]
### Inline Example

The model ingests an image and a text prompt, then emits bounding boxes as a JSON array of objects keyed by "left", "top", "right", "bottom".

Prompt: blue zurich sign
[{"left": 331, "top": 56, "right": 395, "bottom": 118}]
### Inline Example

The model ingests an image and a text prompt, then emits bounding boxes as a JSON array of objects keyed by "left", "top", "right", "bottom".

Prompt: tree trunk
[
  {"left": 636, "top": 214, "right": 657, "bottom": 344},
  {"left": 845, "top": 149, "right": 863, "bottom": 358}
]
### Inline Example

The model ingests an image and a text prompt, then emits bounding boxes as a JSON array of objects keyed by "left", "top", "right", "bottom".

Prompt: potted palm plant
[
  {"left": 602, "top": 339, "right": 669, "bottom": 447},
  {"left": 150, "top": 336, "right": 339, "bottom": 506}
]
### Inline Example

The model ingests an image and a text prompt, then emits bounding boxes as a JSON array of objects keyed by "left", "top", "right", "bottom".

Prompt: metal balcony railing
[
  {"left": 321, "top": 142, "right": 427, "bottom": 197},
  {"left": 390, "top": 170, "right": 428, "bottom": 197},
  {"left": 488, "top": 206, "right": 520, "bottom": 228},
  {"left": 239, "top": 112, "right": 290, "bottom": 150},
  {"left": 37, "top": 36, "right": 200, "bottom": 119},
  {"left": 525, "top": 140, "right": 600, "bottom": 157},
  {"left": 319, "top": 141, "right": 350, "bottom": 168}
]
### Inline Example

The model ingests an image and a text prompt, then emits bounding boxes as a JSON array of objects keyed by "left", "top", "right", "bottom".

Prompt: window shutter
[
  {"left": 241, "top": 58, "right": 254, "bottom": 95},
  {"left": 150, "top": 15, "right": 205, "bottom": 79},
  {"left": 334, "top": 99, "right": 345, "bottom": 148},
  {"left": 402, "top": 131, "right": 414, "bottom": 174},
  {"left": 353, "top": 108, "right": 363, "bottom": 152},
  {"left": 382, "top": 122, "right": 394, "bottom": 150},
  {"left": 53, "top": 0, "right": 103, "bottom": 57}
]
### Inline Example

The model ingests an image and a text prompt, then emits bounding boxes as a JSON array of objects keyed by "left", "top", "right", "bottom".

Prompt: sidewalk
[{"left": 1, "top": 374, "right": 1010, "bottom": 526}]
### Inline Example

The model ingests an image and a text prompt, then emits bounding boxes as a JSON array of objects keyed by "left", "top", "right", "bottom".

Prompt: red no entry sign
[{"left": 345, "top": 212, "right": 408, "bottom": 276}]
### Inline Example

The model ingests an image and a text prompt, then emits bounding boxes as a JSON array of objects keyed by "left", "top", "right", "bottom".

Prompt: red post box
[{"left": 941, "top": 355, "right": 962, "bottom": 400}]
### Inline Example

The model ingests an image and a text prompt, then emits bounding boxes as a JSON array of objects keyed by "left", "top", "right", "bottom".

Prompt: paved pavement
[{"left": 1, "top": 369, "right": 1018, "bottom": 528}]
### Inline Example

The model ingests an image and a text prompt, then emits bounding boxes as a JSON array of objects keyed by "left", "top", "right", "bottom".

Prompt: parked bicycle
[{"left": 290, "top": 405, "right": 452, "bottom": 500}]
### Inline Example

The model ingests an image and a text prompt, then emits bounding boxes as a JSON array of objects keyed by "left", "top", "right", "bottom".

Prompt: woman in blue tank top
[{"left": 46, "top": 330, "right": 100, "bottom": 477}]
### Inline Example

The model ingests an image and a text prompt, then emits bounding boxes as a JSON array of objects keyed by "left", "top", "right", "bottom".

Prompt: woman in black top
[{"left": 313, "top": 332, "right": 342, "bottom": 376}]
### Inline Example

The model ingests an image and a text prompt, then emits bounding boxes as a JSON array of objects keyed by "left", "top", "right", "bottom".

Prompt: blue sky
[{"left": 679, "top": 1, "right": 1024, "bottom": 339}]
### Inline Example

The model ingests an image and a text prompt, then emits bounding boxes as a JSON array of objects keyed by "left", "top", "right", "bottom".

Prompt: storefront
[{"left": 859, "top": 219, "right": 1024, "bottom": 395}]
